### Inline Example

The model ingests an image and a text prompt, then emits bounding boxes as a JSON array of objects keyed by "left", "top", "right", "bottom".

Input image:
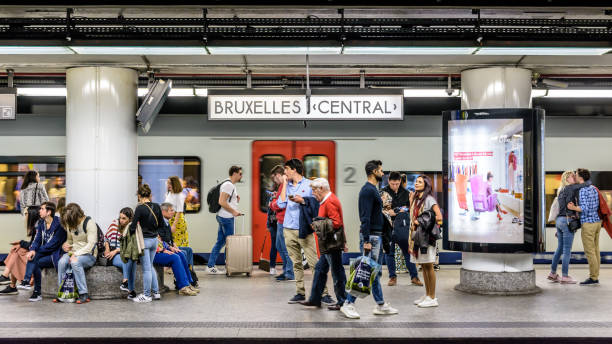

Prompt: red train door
[{"left": 251, "top": 140, "right": 336, "bottom": 263}]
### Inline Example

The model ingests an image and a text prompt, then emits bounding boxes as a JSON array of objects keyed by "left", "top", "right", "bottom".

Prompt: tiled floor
[{"left": 1, "top": 265, "right": 612, "bottom": 339}]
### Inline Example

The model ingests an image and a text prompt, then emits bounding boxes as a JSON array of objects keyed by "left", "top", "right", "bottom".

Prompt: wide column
[
  {"left": 456, "top": 67, "right": 540, "bottom": 295},
  {"left": 66, "top": 67, "right": 138, "bottom": 229}
]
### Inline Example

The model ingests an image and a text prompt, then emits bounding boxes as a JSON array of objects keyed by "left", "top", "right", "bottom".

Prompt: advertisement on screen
[{"left": 447, "top": 118, "right": 524, "bottom": 244}]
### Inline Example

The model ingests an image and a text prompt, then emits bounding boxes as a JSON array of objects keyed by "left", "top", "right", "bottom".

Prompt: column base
[{"left": 455, "top": 268, "right": 541, "bottom": 295}]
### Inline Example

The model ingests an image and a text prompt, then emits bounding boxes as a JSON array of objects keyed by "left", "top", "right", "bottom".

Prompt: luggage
[
  {"left": 258, "top": 234, "right": 271, "bottom": 272},
  {"left": 225, "top": 215, "right": 253, "bottom": 277}
]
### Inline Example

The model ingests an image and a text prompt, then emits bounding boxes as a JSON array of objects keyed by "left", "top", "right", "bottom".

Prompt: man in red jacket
[{"left": 300, "top": 178, "right": 348, "bottom": 310}]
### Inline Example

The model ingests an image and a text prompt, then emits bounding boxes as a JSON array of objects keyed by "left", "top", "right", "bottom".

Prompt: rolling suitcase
[{"left": 225, "top": 215, "right": 253, "bottom": 277}]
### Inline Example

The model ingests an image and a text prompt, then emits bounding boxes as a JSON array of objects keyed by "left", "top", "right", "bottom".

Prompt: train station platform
[{"left": 1, "top": 265, "right": 611, "bottom": 343}]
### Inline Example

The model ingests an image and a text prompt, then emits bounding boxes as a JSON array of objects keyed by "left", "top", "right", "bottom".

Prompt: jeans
[
  {"left": 386, "top": 239, "right": 418, "bottom": 279},
  {"left": 111, "top": 254, "right": 129, "bottom": 281},
  {"left": 208, "top": 216, "right": 235, "bottom": 268},
  {"left": 268, "top": 225, "right": 278, "bottom": 268},
  {"left": 179, "top": 246, "right": 194, "bottom": 266},
  {"left": 154, "top": 251, "right": 193, "bottom": 289},
  {"left": 276, "top": 222, "right": 294, "bottom": 279},
  {"left": 141, "top": 237, "right": 159, "bottom": 297},
  {"left": 345, "top": 234, "right": 384, "bottom": 305},
  {"left": 124, "top": 259, "right": 137, "bottom": 292},
  {"left": 57, "top": 253, "right": 96, "bottom": 295},
  {"left": 551, "top": 216, "right": 575, "bottom": 277},
  {"left": 26, "top": 253, "right": 54, "bottom": 293},
  {"left": 309, "top": 250, "right": 347, "bottom": 306}
]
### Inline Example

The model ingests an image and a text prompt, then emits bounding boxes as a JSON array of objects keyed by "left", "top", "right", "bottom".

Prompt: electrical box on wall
[{"left": 0, "top": 88, "right": 17, "bottom": 120}]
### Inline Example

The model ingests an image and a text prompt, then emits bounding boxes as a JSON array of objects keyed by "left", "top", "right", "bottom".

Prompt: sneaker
[
  {"left": 269, "top": 267, "right": 277, "bottom": 275},
  {"left": 288, "top": 294, "right": 306, "bottom": 304},
  {"left": 17, "top": 281, "right": 31, "bottom": 290},
  {"left": 127, "top": 291, "right": 137, "bottom": 300},
  {"left": 205, "top": 266, "right": 226, "bottom": 275},
  {"left": 28, "top": 291, "right": 42, "bottom": 302},
  {"left": 120, "top": 281, "right": 129, "bottom": 292},
  {"left": 560, "top": 276, "right": 577, "bottom": 284},
  {"left": 179, "top": 287, "right": 197, "bottom": 296},
  {"left": 76, "top": 293, "right": 90, "bottom": 304},
  {"left": 321, "top": 295, "right": 336, "bottom": 305},
  {"left": 411, "top": 277, "right": 424, "bottom": 286},
  {"left": 414, "top": 295, "right": 427, "bottom": 305},
  {"left": 580, "top": 278, "right": 600, "bottom": 286},
  {"left": 275, "top": 274, "right": 285, "bottom": 280},
  {"left": 132, "top": 293, "right": 152, "bottom": 303},
  {"left": 434, "top": 264, "right": 440, "bottom": 271},
  {"left": 0, "top": 285, "right": 18, "bottom": 295},
  {"left": 327, "top": 304, "right": 342, "bottom": 311},
  {"left": 340, "top": 303, "right": 360, "bottom": 319},
  {"left": 299, "top": 300, "right": 321, "bottom": 308},
  {"left": 373, "top": 302, "right": 399, "bottom": 315},
  {"left": 0, "top": 275, "right": 10, "bottom": 285},
  {"left": 417, "top": 296, "right": 439, "bottom": 308},
  {"left": 547, "top": 272, "right": 560, "bottom": 282},
  {"left": 388, "top": 277, "right": 397, "bottom": 286},
  {"left": 153, "top": 293, "right": 162, "bottom": 300},
  {"left": 277, "top": 275, "right": 296, "bottom": 282}
]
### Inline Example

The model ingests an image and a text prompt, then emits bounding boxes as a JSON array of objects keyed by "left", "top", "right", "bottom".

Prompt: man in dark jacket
[
  {"left": 18, "top": 201, "right": 67, "bottom": 302},
  {"left": 383, "top": 171, "right": 422, "bottom": 287}
]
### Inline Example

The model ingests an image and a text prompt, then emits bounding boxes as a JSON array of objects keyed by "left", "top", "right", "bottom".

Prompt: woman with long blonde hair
[{"left": 548, "top": 170, "right": 579, "bottom": 284}]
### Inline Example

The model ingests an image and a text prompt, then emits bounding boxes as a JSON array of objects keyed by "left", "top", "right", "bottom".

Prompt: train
[{"left": 1, "top": 113, "right": 612, "bottom": 264}]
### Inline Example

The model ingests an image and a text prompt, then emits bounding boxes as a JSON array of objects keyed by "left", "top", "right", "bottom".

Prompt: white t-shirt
[
  {"left": 165, "top": 192, "right": 186, "bottom": 212},
  {"left": 217, "top": 181, "right": 238, "bottom": 219}
]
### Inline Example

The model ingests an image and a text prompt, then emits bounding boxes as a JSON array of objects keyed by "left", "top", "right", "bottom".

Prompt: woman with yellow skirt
[{"left": 165, "top": 176, "right": 189, "bottom": 247}]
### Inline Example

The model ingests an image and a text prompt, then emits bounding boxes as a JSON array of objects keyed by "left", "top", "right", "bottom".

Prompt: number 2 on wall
[{"left": 343, "top": 165, "right": 357, "bottom": 184}]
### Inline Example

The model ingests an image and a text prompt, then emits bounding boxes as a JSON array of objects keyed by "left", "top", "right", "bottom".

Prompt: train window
[
  {"left": 138, "top": 157, "right": 202, "bottom": 213},
  {"left": 304, "top": 155, "right": 329, "bottom": 180},
  {"left": 0, "top": 157, "right": 65, "bottom": 213},
  {"left": 259, "top": 155, "right": 285, "bottom": 213}
]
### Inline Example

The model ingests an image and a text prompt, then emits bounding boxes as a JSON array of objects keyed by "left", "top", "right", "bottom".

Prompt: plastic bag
[
  {"left": 57, "top": 269, "right": 78, "bottom": 303},
  {"left": 345, "top": 255, "right": 381, "bottom": 298}
]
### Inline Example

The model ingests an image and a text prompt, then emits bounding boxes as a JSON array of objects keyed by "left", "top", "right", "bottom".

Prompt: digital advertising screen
[{"left": 443, "top": 108, "right": 545, "bottom": 253}]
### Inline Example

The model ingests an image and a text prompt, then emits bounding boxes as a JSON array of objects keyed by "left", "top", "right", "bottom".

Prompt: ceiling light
[
  {"left": 70, "top": 46, "right": 207, "bottom": 55},
  {"left": 531, "top": 89, "right": 548, "bottom": 98},
  {"left": 345, "top": 47, "right": 477, "bottom": 55},
  {"left": 0, "top": 46, "right": 74, "bottom": 54},
  {"left": 17, "top": 88, "right": 67, "bottom": 96},
  {"left": 403, "top": 89, "right": 460, "bottom": 97},
  {"left": 206, "top": 46, "right": 341, "bottom": 55},
  {"left": 543, "top": 89, "right": 612, "bottom": 98},
  {"left": 139, "top": 88, "right": 207, "bottom": 97},
  {"left": 477, "top": 47, "right": 612, "bottom": 55}
]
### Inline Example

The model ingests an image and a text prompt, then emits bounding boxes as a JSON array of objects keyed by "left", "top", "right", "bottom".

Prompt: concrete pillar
[
  {"left": 66, "top": 67, "right": 138, "bottom": 229},
  {"left": 456, "top": 67, "right": 540, "bottom": 295}
]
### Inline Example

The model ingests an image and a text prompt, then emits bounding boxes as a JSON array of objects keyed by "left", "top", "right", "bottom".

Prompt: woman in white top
[
  {"left": 409, "top": 175, "right": 443, "bottom": 308},
  {"left": 165, "top": 176, "right": 188, "bottom": 247}
]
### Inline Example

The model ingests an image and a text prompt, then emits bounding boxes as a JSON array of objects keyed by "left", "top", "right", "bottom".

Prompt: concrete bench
[{"left": 41, "top": 264, "right": 166, "bottom": 300}]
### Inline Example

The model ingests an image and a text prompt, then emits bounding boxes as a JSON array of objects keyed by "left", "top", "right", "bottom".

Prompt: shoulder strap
[
  {"left": 142, "top": 203, "right": 159, "bottom": 227},
  {"left": 83, "top": 216, "right": 91, "bottom": 233}
]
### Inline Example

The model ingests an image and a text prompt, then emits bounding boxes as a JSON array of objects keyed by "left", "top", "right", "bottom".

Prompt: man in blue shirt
[
  {"left": 568, "top": 168, "right": 601, "bottom": 286},
  {"left": 277, "top": 158, "right": 331, "bottom": 305},
  {"left": 341, "top": 160, "right": 398, "bottom": 319}
]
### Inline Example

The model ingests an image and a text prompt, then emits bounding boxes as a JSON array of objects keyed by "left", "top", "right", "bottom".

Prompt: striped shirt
[
  {"left": 105, "top": 220, "right": 123, "bottom": 250},
  {"left": 579, "top": 185, "right": 601, "bottom": 224}
]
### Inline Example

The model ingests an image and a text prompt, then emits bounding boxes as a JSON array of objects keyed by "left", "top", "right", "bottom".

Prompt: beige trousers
[
  {"left": 581, "top": 221, "right": 602, "bottom": 280},
  {"left": 284, "top": 228, "right": 328, "bottom": 297}
]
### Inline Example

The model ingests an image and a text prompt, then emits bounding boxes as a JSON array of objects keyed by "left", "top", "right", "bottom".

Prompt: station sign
[
  {"left": 0, "top": 88, "right": 17, "bottom": 120},
  {"left": 208, "top": 89, "right": 403, "bottom": 120}
]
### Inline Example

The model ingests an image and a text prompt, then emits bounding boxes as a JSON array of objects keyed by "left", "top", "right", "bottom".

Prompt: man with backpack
[
  {"left": 383, "top": 171, "right": 422, "bottom": 287},
  {"left": 206, "top": 166, "right": 243, "bottom": 274}
]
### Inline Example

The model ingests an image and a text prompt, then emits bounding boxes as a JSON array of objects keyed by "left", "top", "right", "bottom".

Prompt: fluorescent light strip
[
  {"left": 403, "top": 89, "right": 460, "bottom": 97},
  {"left": 345, "top": 47, "right": 477, "bottom": 55},
  {"left": 206, "top": 46, "right": 342, "bottom": 55},
  {"left": 71, "top": 46, "right": 208, "bottom": 55},
  {"left": 0, "top": 46, "right": 74, "bottom": 55},
  {"left": 477, "top": 47, "right": 612, "bottom": 56},
  {"left": 543, "top": 89, "right": 612, "bottom": 98},
  {"left": 138, "top": 88, "right": 207, "bottom": 97},
  {"left": 17, "top": 88, "right": 67, "bottom": 96}
]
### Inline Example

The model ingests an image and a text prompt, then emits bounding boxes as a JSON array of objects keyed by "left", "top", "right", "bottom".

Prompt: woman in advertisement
[
  {"left": 409, "top": 175, "right": 443, "bottom": 308},
  {"left": 548, "top": 171, "right": 579, "bottom": 284},
  {"left": 487, "top": 172, "right": 508, "bottom": 222}
]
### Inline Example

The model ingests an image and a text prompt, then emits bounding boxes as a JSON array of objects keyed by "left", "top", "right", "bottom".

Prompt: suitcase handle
[{"left": 234, "top": 214, "right": 248, "bottom": 236}]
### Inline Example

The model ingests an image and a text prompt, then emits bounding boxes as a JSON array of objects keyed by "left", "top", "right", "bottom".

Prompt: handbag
[
  {"left": 568, "top": 215, "right": 581, "bottom": 233},
  {"left": 548, "top": 197, "right": 560, "bottom": 223},
  {"left": 57, "top": 268, "right": 78, "bottom": 303},
  {"left": 258, "top": 235, "right": 271, "bottom": 272}
]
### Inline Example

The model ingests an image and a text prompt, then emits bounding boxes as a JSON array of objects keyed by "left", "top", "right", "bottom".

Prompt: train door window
[
  {"left": 0, "top": 157, "right": 65, "bottom": 213},
  {"left": 304, "top": 155, "right": 329, "bottom": 180},
  {"left": 259, "top": 155, "right": 285, "bottom": 212},
  {"left": 138, "top": 157, "right": 202, "bottom": 213}
]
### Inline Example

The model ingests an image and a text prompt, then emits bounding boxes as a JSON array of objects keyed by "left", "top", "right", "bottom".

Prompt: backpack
[
  {"left": 207, "top": 179, "right": 233, "bottom": 213},
  {"left": 83, "top": 216, "right": 105, "bottom": 257},
  {"left": 391, "top": 211, "right": 411, "bottom": 244}
]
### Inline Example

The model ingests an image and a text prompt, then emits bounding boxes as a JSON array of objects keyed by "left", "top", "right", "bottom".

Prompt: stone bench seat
[{"left": 41, "top": 264, "right": 166, "bottom": 300}]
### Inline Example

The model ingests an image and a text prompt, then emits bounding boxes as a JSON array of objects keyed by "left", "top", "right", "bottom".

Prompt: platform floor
[{"left": 1, "top": 265, "right": 612, "bottom": 342}]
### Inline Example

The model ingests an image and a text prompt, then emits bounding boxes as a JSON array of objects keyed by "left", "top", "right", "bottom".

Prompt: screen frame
[{"left": 442, "top": 108, "right": 545, "bottom": 253}]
